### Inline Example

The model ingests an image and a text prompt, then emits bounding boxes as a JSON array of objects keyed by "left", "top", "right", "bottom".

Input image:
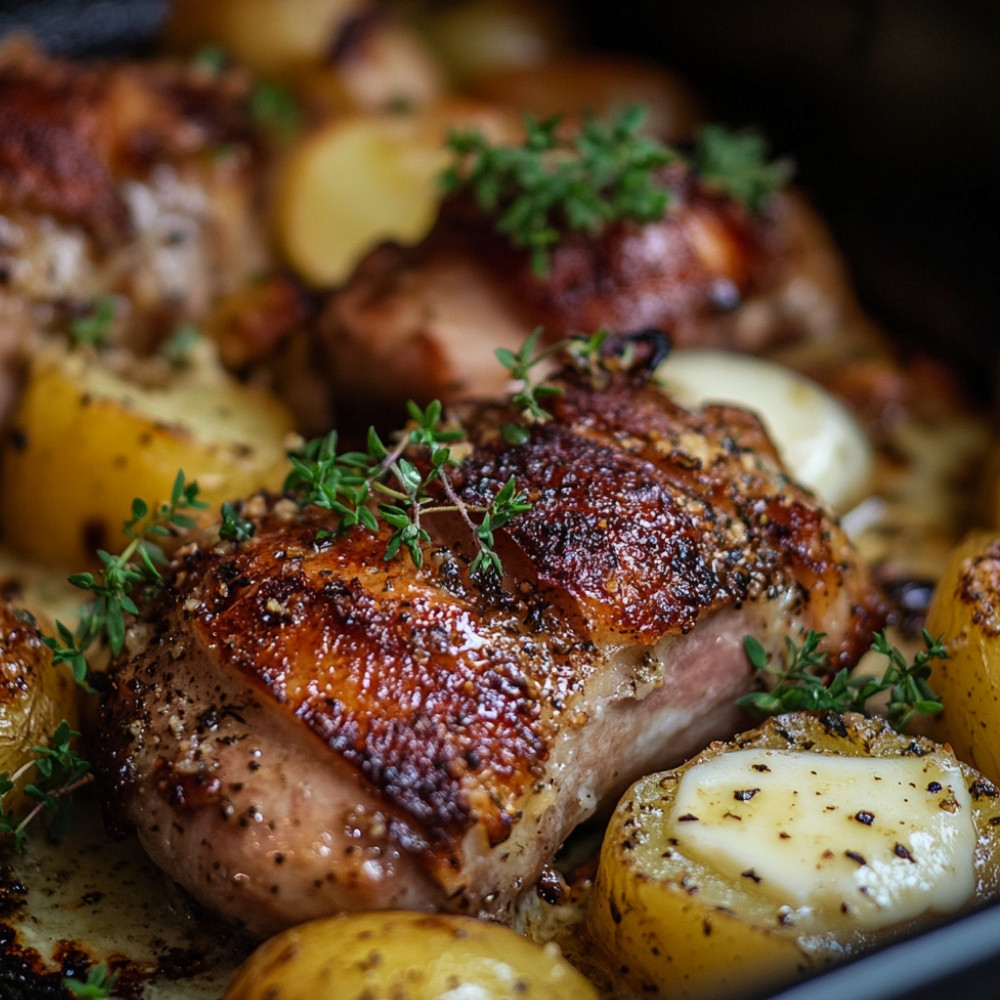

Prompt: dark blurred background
[
  {"left": 571, "top": 0, "right": 1000, "bottom": 398},
  {"left": 2, "top": 0, "right": 997, "bottom": 394}
]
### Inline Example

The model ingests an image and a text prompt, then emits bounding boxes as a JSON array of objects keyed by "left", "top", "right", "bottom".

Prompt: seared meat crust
[{"left": 97, "top": 368, "right": 884, "bottom": 938}]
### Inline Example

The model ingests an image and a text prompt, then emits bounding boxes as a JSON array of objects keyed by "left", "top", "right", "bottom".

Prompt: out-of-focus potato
[
  {"left": 412, "top": 0, "right": 571, "bottom": 86},
  {"left": 222, "top": 911, "right": 597, "bottom": 1000},
  {"left": 924, "top": 530, "right": 1000, "bottom": 784},
  {"left": 584, "top": 712, "right": 1000, "bottom": 1000},
  {"left": 0, "top": 598, "right": 80, "bottom": 818},
  {"left": 0, "top": 344, "right": 295, "bottom": 570},
  {"left": 471, "top": 53, "right": 703, "bottom": 139},
  {"left": 164, "top": 0, "right": 371, "bottom": 78},
  {"left": 292, "top": 15, "right": 445, "bottom": 119},
  {"left": 274, "top": 101, "right": 517, "bottom": 287}
]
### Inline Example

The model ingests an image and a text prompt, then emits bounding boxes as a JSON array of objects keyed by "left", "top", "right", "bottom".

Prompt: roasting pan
[{"left": 1, "top": 1, "right": 998, "bottom": 998}]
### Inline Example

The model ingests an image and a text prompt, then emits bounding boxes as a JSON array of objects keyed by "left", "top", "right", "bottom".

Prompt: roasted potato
[
  {"left": 291, "top": 15, "right": 445, "bottom": 119},
  {"left": 0, "top": 344, "right": 295, "bottom": 570},
  {"left": 223, "top": 911, "right": 598, "bottom": 1000},
  {"left": 164, "top": 0, "right": 371, "bottom": 78},
  {"left": 924, "top": 530, "right": 1000, "bottom": 784},
  {"left": 274, "top": 101, "right": 517, "bottom": 287},
  {"left": 0, "top": 597, "right": 80, "bottom": 818},
  {"left": 584, "top": 712, "right": 1000, "bottom": 1000}
]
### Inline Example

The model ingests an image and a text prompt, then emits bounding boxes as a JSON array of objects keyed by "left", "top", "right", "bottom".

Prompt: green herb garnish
[
  {"left": 692, "top": 123, "right": 793, "bottom": 213},
  {"left": 160, "top": 323, "right": 203, "bottom": 368},
  {"left": 496, "top": 327, "right": 608, "bottom": 443},
  {"left": 63, "top": 961, "right": 119, "bottom": 999},
  {"left": 739, "top": 628, "right": 946, "bottom": 730},
  {"left": 219, "top": 500, "right": 256, "bottom": 543},
  {"left": 441, "top": 106, "right": 676, "bottom": 276},
  {"left": 441, "top": 107, "right": 790, "bottom": 276},
  {"left": 69, "top": 296, "right": 116, "bottom": 347},
  {"left": 285, "top": 400, "right": 530, "bottom": 576},
  {"left": 0, "top": 720, "right": 92, "bottom": 852},
  {"left": 249, "top": 79, "right": 303, "bottom": 139},
  {"left": 285, "top": 330, "right": 614, "bottom": 572},
  {"left": 43, "top": 470, "right": 208, "bottom": 689}
]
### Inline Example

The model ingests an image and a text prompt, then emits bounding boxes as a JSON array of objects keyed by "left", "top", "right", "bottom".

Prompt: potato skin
[
  {"left": 0, "top": 347, "right": 294, "bottom": 569},
  {"left": 164, "top": 0, "right": 370, "bottom": 78},
  {"left": 274, "top": 102, "right": 516, "bottom": 287},
  {"left": 222, "top": 911, "right": 598, "bottom": 1000},
  {"left": 924, "top": 530, "right": 1000, "bottom": 784},
  {"left": 0, "top": 598, "right": 79, "bottom": 816},
  {"left": 584, "top": 712, "right": 1000, "bottom": 1000}
]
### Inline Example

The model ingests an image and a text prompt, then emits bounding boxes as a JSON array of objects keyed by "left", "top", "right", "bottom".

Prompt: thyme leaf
[
  {"left": 219, "top": 500, "right": 256, "bottom": 543},
  {"left": 0, "top": 720, "right": 92, "bottom": 852},
  {"left": 285, "top": 405, "right": 529, "bottom": 577},
  {"left": 69, "top": 296, "right": 117, "bottom": 347},
  {"left": 442, "top": 106, "right": 675, "bottom": 276},
  {"left": 442, "top": 107, "right": 790, "bottom": 275},
  {"left": 692, "top": 124, "right": 793, "bottom": 213},
  {"left": 42, "top": 470, "right": 209, "bottom": 689},
  {"left": 738, "top": 628, "right": 946, "bottom": 730},
  {"left": 63, "top": 961, "right": 119, "bottom": 999}
]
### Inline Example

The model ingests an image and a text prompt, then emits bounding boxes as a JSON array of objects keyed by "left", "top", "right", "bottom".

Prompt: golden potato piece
[
  {"left": 274, "top": 102, "right": 516, "bottom": 287},
  {"left": 0, "top": 346, "right": 295, "bottom": 570},
  {"left": 924, "top": 530, "right": 1000, "bottom": 784},
  {"left": 292, "top": 16, "right": 445, "bottom": 119},
  {"left": 223, "top": 911, "right": 597, "bottom": 1000},
  {"left": 0, "top": 597, "right": 80, "bottom": 819},
  {"left": 164, "top": 0, "right": 371, "bottom": 78},
  {"left": 584, "top": 712, "right": 1000, "bottom": 1000}
]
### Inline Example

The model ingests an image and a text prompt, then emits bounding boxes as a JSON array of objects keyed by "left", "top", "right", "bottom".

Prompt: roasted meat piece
[
  {"left": 321, "top": 165, "right": 854, "bottom": 421},
  {"left": 0, "top": 41, "right": 270, "bottom": 394},
  {"left": 97, "top": 360, "right": 885, "bottom": 939}
]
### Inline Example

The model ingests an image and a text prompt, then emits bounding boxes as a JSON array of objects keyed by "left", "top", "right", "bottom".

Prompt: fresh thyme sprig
[
  {"left": 496, "top": 327, "right": 609, "bottom": 444},
  {"left": 442, "top": 106, "right": 676, "bottom": 276},
  {"left": 0, "top": 720, "right": 92, "bottom": 852},
  {"left": 43, "top": 470, "right": 208, "bottom": 689},
  {"left": 63, "top": 961, "right": 119, "bottom": 999},
  {"left": 285, "top": 400, "right": 530, "bottom": 575},
  {"left": 692, "top": 123, "right": 794, "bottom": 213},
  {"left": 219, "top": 500, "right": 257, "bottom": 543},
  {"left": 441, "top": 106, "right": 789, "bottom": 276},
  {"left": 739, "top": 628, "right": 946, "bottom": 730}
]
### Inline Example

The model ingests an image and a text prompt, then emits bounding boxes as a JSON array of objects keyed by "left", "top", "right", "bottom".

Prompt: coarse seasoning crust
[{"left": 97, "top": 366, "right": 885, "bottom": 938}]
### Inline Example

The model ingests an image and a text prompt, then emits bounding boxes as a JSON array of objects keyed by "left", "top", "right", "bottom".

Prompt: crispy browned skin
[
  {"left": 0, "top": 41, "right": 269, "bottom": 370},
  {"left": 97, "top": 366, "right": 885, "bottom": 938},
  {"left": 322, "top": 167, "right": 855, "bottom": 419}
]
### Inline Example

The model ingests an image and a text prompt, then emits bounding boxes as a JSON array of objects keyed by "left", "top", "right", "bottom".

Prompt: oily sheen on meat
[{"left": 97, "top": 364, "right": 885, "bottom": 939}]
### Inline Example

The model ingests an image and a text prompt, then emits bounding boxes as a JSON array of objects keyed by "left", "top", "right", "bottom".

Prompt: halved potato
[
  {"left": 164, "top": 0, "right": 371, "bottom": 78},
  {"left": 924, "top": 530, "right": 1000, "bottom": 784},
  {"left": 291, "top": 16, "right": 445, "bottom": 119},
  {"left": 274, "top": 101, "right": 517, "bottom": 287},
  {"left": 0, "top": 597, "right": 80, "bottom": 820},
  {"left": 223, "top": 911, "right": 597, "bottom": 1000},
  {"left": 0, "top": 344, "right": 295, "bottom": 570},
  {"left": 584, "top": 712, "right": 1000, "bottom": 1000}
]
